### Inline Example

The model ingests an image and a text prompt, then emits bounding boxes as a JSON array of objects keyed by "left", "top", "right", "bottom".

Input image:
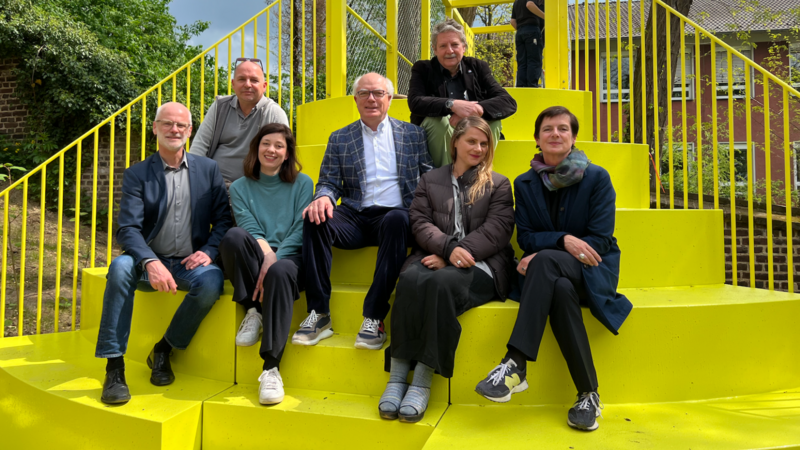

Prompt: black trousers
[
  {"left": 390, "top": 262, "right": 495, "bottom": 378},
  {"left": 303, "top": 204, "right": 410, "bottom": 320},
  {"left": 219, "top": 227, "right": 304, "bottom": 366},
  {"left": 508, "top": 249, "right": 599, "bottom": 393}
]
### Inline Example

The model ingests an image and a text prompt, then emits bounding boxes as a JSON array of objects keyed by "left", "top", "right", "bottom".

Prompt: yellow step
[
  {"left": 235, "top": 332, "right": 449, "bottom": 402},
  {"left": 202, "top": 385, "right": 448, "bottom": 450},
  {"left": 81, "top": 268, "right": 239, "bottom": 383},
  {"left": 0, "top": 333, "right": 232, "bottom": 450},
  {"left": 298, "top": 139, "right": 650, "bottom": 209},
  {"left": 449, "top": 285, "right": 800, "bottom": 405},
  {"left": 296, "top": 89, "right": 593, "bottom": 146},
  {"left": 421, "top": 389, "right": 800, "bottom": 449},
  {"left": 325, "top": 209, "right": 725, "bottom": 288}
]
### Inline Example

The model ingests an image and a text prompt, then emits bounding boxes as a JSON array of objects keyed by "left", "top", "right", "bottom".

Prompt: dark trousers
[
  {"left": 391, "top": 262, "right": 496, "bottom": 378},
  {"left": 303, "top": 204, "right": 410, "bottom": 320},
  {"left": 508, "top": 249, "right": 598, "bottom": 393},
  {"left": 515, "top": 25, "right": 544, "bottom": 88},
  {"left": 219, "top": 227, "right": 304, "bottom": 366}
]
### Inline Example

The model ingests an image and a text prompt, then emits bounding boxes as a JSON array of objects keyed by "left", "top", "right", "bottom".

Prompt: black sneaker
[
  {"left": 567, "top": 392, "right": 603, "bottom": 431},
  {"left": 474, "top": 358, "right": 528, "bottom": 402}
]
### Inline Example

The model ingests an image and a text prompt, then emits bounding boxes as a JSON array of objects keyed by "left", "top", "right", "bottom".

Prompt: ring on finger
[
  {"left": 457, "top": 260, "right": 462, "bottom": 266},
  {"left": 579, "top": 253, "right": 586, "bottom": 260}
]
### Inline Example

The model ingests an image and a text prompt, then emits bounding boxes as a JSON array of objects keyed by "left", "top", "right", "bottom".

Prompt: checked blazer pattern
[{"left": 314, "top": 117, "right": 434, "bottom": 210}]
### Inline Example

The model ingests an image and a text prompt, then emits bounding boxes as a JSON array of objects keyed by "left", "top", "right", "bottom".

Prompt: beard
[{"left": 157, "top": 133, "right": 187, "bottom": 152}]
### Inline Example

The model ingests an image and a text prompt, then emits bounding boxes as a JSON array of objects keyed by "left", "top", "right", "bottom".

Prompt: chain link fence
[{"left": 346, "top": 12, "right": 387, "bottom": 93}]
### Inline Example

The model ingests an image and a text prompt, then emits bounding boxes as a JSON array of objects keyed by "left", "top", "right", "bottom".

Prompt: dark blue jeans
[
  {"left": 302, "top": 204, "right": 410, "bottom": 321},
  {"left": 95, "top": 254, "right": 224, "bottom": 358},
  {"left": 515, "top": 25, "right": 543, "bottom": 88}
]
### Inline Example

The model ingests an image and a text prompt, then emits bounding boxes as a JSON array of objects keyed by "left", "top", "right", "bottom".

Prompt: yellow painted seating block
[
  {"left": 295, "top": 89, "right": 593, "bottom": 146},
  {"left": 235, "top": 332, "right": 449, "bottom": 402},
  {"left": 319, "top": 210, "right": 724, "bottom": 288},
  {"left": 422, "top": 388, "right": 800, "bottom": 450},
  {"left": 450, "top": 284, "right": 800, "bottom": 405},
  {"left": 0, "top": 333, "right": 232, "bottom": 450},
  {"left": 80, "top": 267, "right": 239, "bottom": 383},
  {"left": 299, "top": 140, "right": 649, "bottom": 209},
  {"left": 202, "top": 385, "right": 448, "bottom": 450}
]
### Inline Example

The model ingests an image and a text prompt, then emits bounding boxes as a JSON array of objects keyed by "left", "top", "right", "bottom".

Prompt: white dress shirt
[{"left": 361, "top": 116, "right": 404, "bottom": 208}]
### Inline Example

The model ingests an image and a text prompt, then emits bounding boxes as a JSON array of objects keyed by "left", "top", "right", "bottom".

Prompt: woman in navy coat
[{"left": 474, "top": 106, "right": 632, "bottom": 432}]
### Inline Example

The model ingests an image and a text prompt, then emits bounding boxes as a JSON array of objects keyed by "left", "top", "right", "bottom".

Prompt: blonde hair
[{"left": 449, "top": 116, "right": 495, "bottom": 205}]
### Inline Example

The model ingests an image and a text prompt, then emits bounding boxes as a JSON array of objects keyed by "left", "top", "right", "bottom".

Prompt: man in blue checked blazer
[{"left": 297, "top": 72, "right": 433, "bottom": 351}]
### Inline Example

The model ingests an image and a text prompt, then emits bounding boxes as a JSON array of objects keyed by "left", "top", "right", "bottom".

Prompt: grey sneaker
[
  {"left": 474, "top": 358, "right": 528, "bottom": 403},
  {"left": 354, "top": 317, "right": 386, "bottom": 350},
  {"left": 258, "top": 368, "right": 284, "bottom": 405},
  {"left": 291, "top": 310, "right": 333, "bottom": 346},
  {"left": 235, "top": 308, "right": 262, "bottom": 347},
  {"left": 567, "top": 392, "right": 603, "bottom": 431}
]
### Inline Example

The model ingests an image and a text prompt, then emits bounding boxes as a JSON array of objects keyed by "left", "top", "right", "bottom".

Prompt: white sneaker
[
  {"left": 235, "top": 308, "right": 262, "bottom": 347},
  {"left": 258, "top": 367, "right": 284, "bottom": 405}
]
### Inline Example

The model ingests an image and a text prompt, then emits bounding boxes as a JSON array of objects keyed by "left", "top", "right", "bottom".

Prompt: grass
[{"left": 1, "top": 190, "right": 121, "bottom": 337}]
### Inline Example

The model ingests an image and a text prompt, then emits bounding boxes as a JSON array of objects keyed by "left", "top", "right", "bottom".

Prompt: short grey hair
[
  {"left": 155, "top": 102, "right": 193, "bottom": 124},
  {"left": 431, "top": 18, "right": 468, "bottom": 52},
  {"left": 352, "top": 73, "right": 395, "bottom": 97}
]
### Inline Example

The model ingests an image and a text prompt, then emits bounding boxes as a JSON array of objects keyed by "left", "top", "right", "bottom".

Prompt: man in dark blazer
[
  {"left": 408, "top": 18, "right": 517, "bottom": 167},
  {"left": 95, "top": 102, "right": 232, "bottom": 405},
  {"left": 299, "top": 72, "right": 433, "bottom": 351}
]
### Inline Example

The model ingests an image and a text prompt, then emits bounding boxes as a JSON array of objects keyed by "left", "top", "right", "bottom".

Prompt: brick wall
[
  {"left": 0, "top": 58, "right": 29, "bottom": 139},
  {"left": 725, "top": 214, "right": 800, "bottom": 292}
]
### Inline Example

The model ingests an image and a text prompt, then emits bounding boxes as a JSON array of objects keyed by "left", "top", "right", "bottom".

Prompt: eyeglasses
[
  {"left": 355, "top": 89, "right": 388, "bottom": 99},
  {"left": 234, "top": 57, "right": 265, "bottom": 72},
  {"left": 155, "top": 120, "right": 191, "bottom": 132}
]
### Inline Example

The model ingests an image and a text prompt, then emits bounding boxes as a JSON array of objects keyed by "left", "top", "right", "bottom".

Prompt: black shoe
[
  {"left": 474, "top": 358, "right": 528, "bottom": 403},
  {"left": 567, "top": 392, "right": 602, "bottom": 431},
  {"left": 101, "top": 367, "right": 131, "bottom": 404},
  {"left": 146, "top": 348, "right": 175, "bottom": 386}
]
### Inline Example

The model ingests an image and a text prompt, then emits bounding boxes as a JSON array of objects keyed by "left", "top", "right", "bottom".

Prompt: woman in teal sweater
[{"left": 219, "top": 123, "right": 313, "bottom": 406}]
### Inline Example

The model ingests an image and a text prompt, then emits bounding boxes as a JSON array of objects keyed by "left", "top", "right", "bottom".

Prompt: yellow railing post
[
  {"left": 386, "top": 0, "right": 398, "bottom": 89},
  {"left": 544, "top": 0, "right": 570, "bottom": 89},
  {"left": 421, "top": 0, "right": 431, "bottom": 60},
  {"left": 326, "top": 0, "right": 347, "bottom": 97}
]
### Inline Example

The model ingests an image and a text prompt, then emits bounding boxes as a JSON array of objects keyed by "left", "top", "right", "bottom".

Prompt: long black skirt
[{"left": 389, "top": 262, "right": 496, "bottom": 378}]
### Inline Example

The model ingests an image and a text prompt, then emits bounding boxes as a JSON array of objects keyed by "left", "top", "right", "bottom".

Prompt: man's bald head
[
  {"left": 232, "top": 61, "right": 267, "bottom": 111},
  {"left": 155, "top": 102, "right": 192, "bottom": 123}
]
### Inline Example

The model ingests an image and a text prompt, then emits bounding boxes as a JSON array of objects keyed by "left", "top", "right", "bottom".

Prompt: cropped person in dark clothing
[
  {"left": 218, "top": 123, "right": 313, "bottom": 405},
  {"left": 407, "top": 18, "right": 517, "bottom": 168},
  {"left": 474, "top": 106, "right": 633, "bottom": 432},
  {"left": 378, "top": 117, "right": 516, "bottom": 424},
  {"left": 511, "top": 0, "right": 545, "bottom": 87}
]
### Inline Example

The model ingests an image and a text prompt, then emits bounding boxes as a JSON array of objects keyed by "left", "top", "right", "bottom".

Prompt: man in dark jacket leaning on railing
[
  {"left": 94, "top": 102, "right": 232, "bottom": 405},
  {"left": 407, "top": 18, "right": 517, "bottom": 168}
]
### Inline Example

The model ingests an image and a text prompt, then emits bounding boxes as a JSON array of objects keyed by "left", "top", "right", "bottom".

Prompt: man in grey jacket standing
[{"left": 190, "top": 59, "right": 289, "bottom": 185}]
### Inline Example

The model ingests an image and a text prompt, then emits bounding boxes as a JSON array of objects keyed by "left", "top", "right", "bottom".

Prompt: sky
[{"left": 169, "top": 0, "right": 269, "bottom": 51}]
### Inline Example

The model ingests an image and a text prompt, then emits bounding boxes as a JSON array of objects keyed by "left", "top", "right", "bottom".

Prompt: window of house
[
  {"left": 790, "top": 44, "right": 800, "bottom": 89},
  {"left": 599, "top": 52, "right": 631, "bottom": 103},
  {"left": 793, "top": 142, "right": 800, "bottom": 189},
  {"left": 715, "top": 47, "right": 755, "bottom": 99},
  {"left": 600, "top": 48, "right": 693, "bottom": 103},
  {"left": 719, "top": 142, "right": 756, "bottom": 187}
]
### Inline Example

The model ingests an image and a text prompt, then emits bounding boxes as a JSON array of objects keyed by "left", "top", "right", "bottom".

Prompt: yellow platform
[
  {"left": 422, "top": 389, "right": 800, "bottom": 450},
  {"left": 0, "top": 333, "right": 232, "bottom": 450},
  {"left": 451, "top": 284, "right": 800, "bottom": 405},
  {"left": 296, "top": 88, "right": 593, "bottom": 146},
  {"left": 202, "top": 385, "right": 449, "bottom": 450}
]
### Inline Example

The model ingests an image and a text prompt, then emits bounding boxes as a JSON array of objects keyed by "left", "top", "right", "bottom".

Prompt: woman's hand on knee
[
  {"left": 517, "top": 253, "right": 537, "bottom": 275},
  {"left": 421, "top": 254, "right": 446, "bottom": 270},
  {"left": 449, "top": 247, "right": 476, "bottom": 268},
  {"left": 563, "top": 235, "right": 602, "bottom": 266},
  {"left": 253, "top": 251, "right": 278, "bottom": 302}
]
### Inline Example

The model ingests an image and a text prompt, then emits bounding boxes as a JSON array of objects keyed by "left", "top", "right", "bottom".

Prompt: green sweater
[{"left": 229, "top": 172, "right": 313, "bottom": 260}]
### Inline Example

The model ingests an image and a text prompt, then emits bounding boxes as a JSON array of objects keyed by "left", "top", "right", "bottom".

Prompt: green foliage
[{"left": 0, "top": 0, "right": 208, "bottom": 151}]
